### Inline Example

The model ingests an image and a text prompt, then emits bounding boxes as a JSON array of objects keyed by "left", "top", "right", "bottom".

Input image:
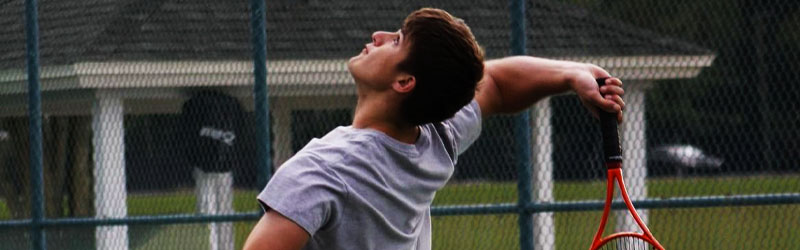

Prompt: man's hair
[{"left": 398, "top": 8, "right": 485, "bottom": 125}]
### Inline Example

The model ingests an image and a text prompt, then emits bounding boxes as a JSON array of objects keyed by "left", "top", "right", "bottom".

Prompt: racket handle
[{"left": 597, "top": 78, "right": 622, "bottom": 164}]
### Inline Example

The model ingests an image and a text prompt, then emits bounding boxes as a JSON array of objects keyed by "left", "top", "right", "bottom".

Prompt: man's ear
[{"left": 392, "top": 74, "right": 416, "bottom": 94}]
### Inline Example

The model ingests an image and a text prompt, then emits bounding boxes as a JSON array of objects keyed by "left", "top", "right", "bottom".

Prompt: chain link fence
[{"left": 1, "top": 0, "right": 798, "bottom": 249}]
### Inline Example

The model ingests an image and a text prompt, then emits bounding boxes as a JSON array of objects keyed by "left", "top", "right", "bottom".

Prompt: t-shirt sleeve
[
  {"left": 256, "top": 154, "right": 346, "bottom": 236},
  {"left": 443, "top": 99, "right": 482, "bottom": 156}
]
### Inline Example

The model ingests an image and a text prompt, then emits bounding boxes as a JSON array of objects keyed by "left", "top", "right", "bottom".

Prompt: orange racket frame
[
  {"left": 589, "top": 78, "right": 664, "bottom": 250},
  {"left": 589, "top": 162, "right": 664, "bottom": 250}
]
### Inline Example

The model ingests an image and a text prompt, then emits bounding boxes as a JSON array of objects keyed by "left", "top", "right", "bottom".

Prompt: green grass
[
  {"left": 127, "top": 189, "right": 262, "bottom": 216},
  {"left": 0, "top": 201, "right": 8, "bottom": 220},
  {"left": 126, "top": 190, "right": 261, "bottom": 250},
  {"left": 430, "top": 174, "right": 800, "bottom": 249},
  {"left": 435, "top": 174, "right": 800, "bottom": 205},
  {"left": 1, "top": 174, "right": 798, "bottom": 249}
]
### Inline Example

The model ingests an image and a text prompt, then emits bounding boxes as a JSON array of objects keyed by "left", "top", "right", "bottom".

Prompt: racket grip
[{"left": 597, "top": 78, "right": 622, "bottom": 164}]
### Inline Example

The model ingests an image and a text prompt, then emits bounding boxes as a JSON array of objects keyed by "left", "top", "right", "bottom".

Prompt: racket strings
[{"left": 599, "top": 236, "right": 656, "bottom": 250}]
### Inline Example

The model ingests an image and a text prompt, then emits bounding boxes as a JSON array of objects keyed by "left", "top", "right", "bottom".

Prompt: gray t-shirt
[{"left": 257, "top": 100, "right": 481, "bottom": 250}]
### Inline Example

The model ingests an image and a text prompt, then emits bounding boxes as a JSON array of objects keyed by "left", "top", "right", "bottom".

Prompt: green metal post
[
  {"left": 509, "top": 0, "right": 533, "bottom": 249},
  {"left": 250, "top": 0, "right": 272, "bottom": 190},
  {"left": 24, "top": 0, "right": 45, "bottom": 248}
]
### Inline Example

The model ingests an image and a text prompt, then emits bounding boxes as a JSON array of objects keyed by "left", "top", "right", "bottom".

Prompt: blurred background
[{"left": 0, "top": 0, "right": 798, "bottom": 249}]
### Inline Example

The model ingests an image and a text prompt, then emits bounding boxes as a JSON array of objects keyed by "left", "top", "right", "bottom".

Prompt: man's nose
[{"left": 371, "top": 31, "right": 393, "bottom": 46}]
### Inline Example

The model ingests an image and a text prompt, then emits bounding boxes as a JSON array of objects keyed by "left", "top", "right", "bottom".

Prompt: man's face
[{"left": 347, "top": 30, "right": 411, "bottom": 90}]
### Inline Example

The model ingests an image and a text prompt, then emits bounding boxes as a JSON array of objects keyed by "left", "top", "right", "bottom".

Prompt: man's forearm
[{"left": 483, "top": 56, "right": 599, "bottom": 114}]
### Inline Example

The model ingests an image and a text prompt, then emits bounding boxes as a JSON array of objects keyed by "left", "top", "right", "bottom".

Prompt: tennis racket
[{"left": 589, "top": 78, "right": 664, "bottom": 250}]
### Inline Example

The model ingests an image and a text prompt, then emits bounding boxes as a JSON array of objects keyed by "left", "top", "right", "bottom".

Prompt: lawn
[
  {"left": 430, "top": 174, "right": 800, "bottom": 250},
  {"left": 0, "top": 174, "right": 798, "bottom": 249}
]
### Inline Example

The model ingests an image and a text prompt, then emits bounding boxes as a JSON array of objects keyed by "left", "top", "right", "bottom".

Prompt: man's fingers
[
  {"left": 597, "top": 78, "right": 624, "bottom": 123},
  {"left": 579, "top": 76, "right": 624, "bottom": 122},
  {"left": 600, "top": 85, "right": 624, "bottom": 97},
  {"left": 603, "top": 77, "right": 623, "bottom": 87},
  {"left": 606, "top": 95, "right": 625, "bottom": 111},
  {"left": 591, "top": 93, "right": 618, "bottom": 113}
]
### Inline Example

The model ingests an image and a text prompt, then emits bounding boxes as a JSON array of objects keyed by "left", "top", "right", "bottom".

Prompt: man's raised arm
[{"left": 474, "top": 56, "right": 625, "bottom": 120}]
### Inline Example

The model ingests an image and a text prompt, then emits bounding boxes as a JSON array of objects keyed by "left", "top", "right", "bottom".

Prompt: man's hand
[{"left": 570, "top": 65, "right": 625, "bottom": 122}]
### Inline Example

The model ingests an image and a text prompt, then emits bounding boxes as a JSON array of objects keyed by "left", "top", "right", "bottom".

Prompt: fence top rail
[{"left": 6, "top": 193, "right": 794, "bottom": 229}]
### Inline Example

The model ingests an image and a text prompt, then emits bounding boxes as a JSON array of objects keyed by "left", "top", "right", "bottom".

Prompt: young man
[{"left": 244, "top": 8, "right": 625, "bottom": 250}]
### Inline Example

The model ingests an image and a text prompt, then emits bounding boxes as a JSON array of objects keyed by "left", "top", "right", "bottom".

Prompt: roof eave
[{"left": 0, "top": 54, "right": 715, "bottom": 95}]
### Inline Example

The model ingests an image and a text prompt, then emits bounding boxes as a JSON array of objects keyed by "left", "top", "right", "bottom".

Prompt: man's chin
[
  {"left": 347, "top": 55, "right": 360, "bottom": 69},
  {"left": 347, "top": 56, "right": 366, "bottom": 73}
]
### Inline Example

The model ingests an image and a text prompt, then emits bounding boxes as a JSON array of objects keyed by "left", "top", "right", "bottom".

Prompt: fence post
[
  {"left": 24, "top": 0, "right": 45, "bottom": 248},
  {"left": 250, "top": 0, "right": 272, "bottom": 189},
  {"left": 509, "top": 0, "right": 533, "bottom": 250}
]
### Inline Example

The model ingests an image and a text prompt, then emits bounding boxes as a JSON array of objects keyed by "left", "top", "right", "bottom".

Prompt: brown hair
[{"left": 397, "top": 8, "right": 485, "bottom": 125}]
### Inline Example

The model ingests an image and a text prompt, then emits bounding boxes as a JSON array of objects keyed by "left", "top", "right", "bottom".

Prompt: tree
[{"left": 0, "top": 116, "right": 93, "bottom": 220}]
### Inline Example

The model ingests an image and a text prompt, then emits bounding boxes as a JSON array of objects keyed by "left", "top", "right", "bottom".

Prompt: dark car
[{"left": 649, "top": 144, "right": 724, "bottom": 177}]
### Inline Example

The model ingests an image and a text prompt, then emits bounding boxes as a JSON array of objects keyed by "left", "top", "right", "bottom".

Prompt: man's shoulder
[
  {"left": 285, "top": 126, "right": 381, "bottom": 166},
  {"left": 302, "top": 126, "right": 381, "bottom": 151}
]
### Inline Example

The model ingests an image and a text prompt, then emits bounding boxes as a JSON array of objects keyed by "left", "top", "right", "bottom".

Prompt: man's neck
[{"left": 352, "top": 97, "right": 419, "bottom": 145}]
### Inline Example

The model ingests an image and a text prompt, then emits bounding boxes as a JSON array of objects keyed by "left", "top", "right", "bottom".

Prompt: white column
[
  {"left": 194, "top": 169, "right": 234, "bottom": 250},
  {"left": 92, "top": 90, "right": 129, "bottom": 250},
  {"left": 616, "top": 84, "right": 648, "bottom": 232},
  {"left": 531, "top": 98, "right": 555, "bottom": 250}
]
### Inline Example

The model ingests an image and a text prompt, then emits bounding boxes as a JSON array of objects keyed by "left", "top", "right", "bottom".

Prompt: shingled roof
[{"left": 0, "top": 0, "right": 711, "bottom": 70}]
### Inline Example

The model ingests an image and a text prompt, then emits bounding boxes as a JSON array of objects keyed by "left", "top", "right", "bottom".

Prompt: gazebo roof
[{"left": 0, "top": 0, "right": 712, "bottom": 70}]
